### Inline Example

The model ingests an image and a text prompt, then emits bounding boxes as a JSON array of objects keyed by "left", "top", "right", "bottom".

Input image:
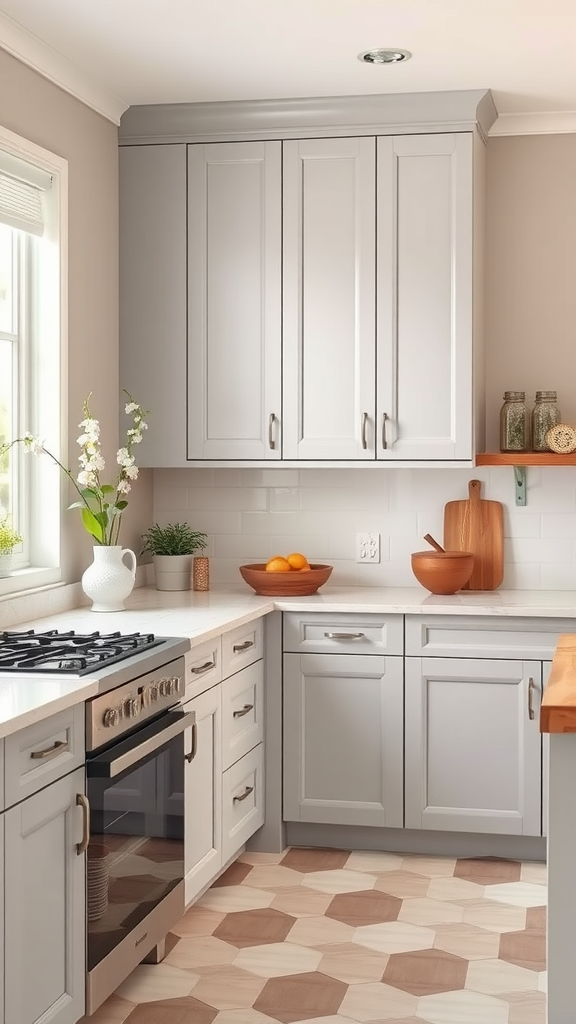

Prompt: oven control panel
[{"left": 86, "top": 657, "right": 186, "bottom": 752}]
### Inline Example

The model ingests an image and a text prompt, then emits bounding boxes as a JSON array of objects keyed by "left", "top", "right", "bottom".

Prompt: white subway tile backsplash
[{"left": 152, "top": 465, "right": 576, "bottom": 590}]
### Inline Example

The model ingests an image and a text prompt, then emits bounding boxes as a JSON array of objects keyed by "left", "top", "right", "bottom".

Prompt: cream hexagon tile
[
  {"left": 196, "top": 885, "right": 275, "bottom": 913},
  {"left": 375, "top": 872, "right": 431, "bottom": 899},
  {"left": 233, "top": 941, "right": 322, "bottom": 978},
  {"left": 270, "top": 886, "right": 332, "bottom": 918},
  {"left": 504, "top": 990, "right": 547, "bottom": 1024},
  {"left": 485, "top": 882, "right": 548, "bottom": 908},
  {"left": 339, "top": 981, "right": 418, "bottom": 1021},
  {"left": 287, "top": 914, "right": 355, "bottom": 947},
  {"left": 398, "top": 898, "right": 464, "bottom": 927},
  {"left": 417, "top": 988, "right": 510, "bottom": 1024},
  {"left": 213, "top": 1009, "right": 278, "bottom": 1024},
  {"left": 77, "top": 994, "right": 135, "bottom": 1024},
  {"left": 172, "top": 907, "right": 225, "bottom": 937},
  {"left": 466, "top": 958, "right": 539, "bottom": 995},
  {"left": 401, "top": 856, "right": 457, "bottom": 877},
  {"left": 302, "top": 869, "right": 377, "bottom": 894},
  {"left": 244, "top": 864, "right": 304, "bottom": 889},
  {"left": 345, "top": 850, "right": 404, "bottom": 874},
  {"left": 537, "top": 971, "right": 547, "bottom": 992},
  {"left": 319, "top": 943, "right": 389, "bottom": 984},
  {"left": 353, "top": 921, "right": 436, "bottom": 954},
  {"left": 433, "top": 923, "right": 501, "bottom": 961},
  {"left": 190, "top": 965, "right": 266, "bottom": 1009},
  {"left": 427, "top": 877, "right": 485, "bottom": 901},
  {"left": 520, "top": 862, "right": 547, "bottom": 885},
  {"left": 115, "top": 963, "right": 200, "bottom": 1003},
  {"left": 461, "top": 899, "right": 527, "bottom": 933},
  {"left": 164, "top": 935, "right": 237, "bottom": 969}
]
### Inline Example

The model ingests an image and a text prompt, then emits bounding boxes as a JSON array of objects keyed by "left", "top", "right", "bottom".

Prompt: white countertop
[{"left": 2, "top": 583, "right": 576, "bottom": 740}]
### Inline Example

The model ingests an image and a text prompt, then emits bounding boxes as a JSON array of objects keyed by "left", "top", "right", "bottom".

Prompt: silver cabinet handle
[
  {"left": 30, "top": 739, "right": 69, "bottom": 760},
  {"left": 382, "top": 412, "right": 388, "bottom": 450},
  {"left": 190, "top": 661, "right": 215, "bottom": 675},
  {"left": 76, "top": 793, "right": 90, "bottom": 855},
  {"left": 528, "top": 677, "right": 535, "bottom": 720},
  {"left": 233, "top": 785, "right": 254, "bottom": 803},
  {"left": 268, "top": 413, "right": 276, "bottom": 450},
  {"left": 185, "top": 722, "right": 198, "bottom": 763},
  {"left": 233, "top": 640, "right": 254, "bottom": 653},
  {"left": 324, "top": 631, "right": 365, "bottom": 640},
  {"left": 233, "top": 703, "right": 254, "bottom": 719},
  {"left": 361, "top": 412, "right": 368, "bottom": 450}
]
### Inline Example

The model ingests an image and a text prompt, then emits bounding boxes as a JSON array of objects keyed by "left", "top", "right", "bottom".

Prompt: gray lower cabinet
[
  {"left": 405, "top": 658, "right": 542, "bottom": 835},
  {"left": 184, "top": 684, "right": 223, "bottom": 906},
  {"left": 4, "top": 766, "right": 86, "bottom": 1024},
  {"left": 283, "top": 652, "right": 403, "bottom": 827}
]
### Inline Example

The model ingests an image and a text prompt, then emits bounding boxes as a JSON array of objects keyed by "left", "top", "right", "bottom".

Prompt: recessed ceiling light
[{"left": 357, "top": 48, "right": 412, "bottom": 65}]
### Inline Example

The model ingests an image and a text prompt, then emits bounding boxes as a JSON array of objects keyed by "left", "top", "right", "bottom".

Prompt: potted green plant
[
  {"left": 141, "top": 522, "right": 208, "bottom": 591},
  {"left": 0, "top": 513, "right": 23, "bottom": 578}
]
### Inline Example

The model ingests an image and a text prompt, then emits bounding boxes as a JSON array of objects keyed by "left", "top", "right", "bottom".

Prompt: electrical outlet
[{"left": 356, "top": 532, "right": 380, "bottom": 563}]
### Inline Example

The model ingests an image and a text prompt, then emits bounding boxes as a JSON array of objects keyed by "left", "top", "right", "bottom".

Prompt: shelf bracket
[{"left": 513, "top": 465, "right": 527, "bottom": 506}]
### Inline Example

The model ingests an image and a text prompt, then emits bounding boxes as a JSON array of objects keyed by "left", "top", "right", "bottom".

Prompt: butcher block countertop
[
  {"left": 2, "top": 584, "right": 576, "bottom": 739},
  {"left": 541, "top": 634, "right": 576, "bottom": 733}
]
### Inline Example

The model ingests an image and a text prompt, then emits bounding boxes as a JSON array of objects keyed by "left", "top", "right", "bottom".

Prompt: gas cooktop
[{"left": 0, "top": 630, "right": 166, "bottom": 676}]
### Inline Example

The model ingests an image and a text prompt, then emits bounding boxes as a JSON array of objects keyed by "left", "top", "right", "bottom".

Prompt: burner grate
[{"left": 0, "top": 630, "right": 163, "bottom": 675}]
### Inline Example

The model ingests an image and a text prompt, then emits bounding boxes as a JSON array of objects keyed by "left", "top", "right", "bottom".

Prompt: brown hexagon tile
[
  {"left": 455, "top": 857, "right": 522, "bottom": 885},
  {"left": 526, "top": 906, "right": 546, "bottom": 932},
  {"left": 499, "top": 927, "right": 546, "bottom": 971},
  {"left": 374, "top": 871, "right": 430, "bottom": 899},
  {"left": 383, "top": 947, "right": 468, "bottom": 996},
  {"left": 325, "top": 889, "right": 402, "bottom": 926},
  {"left": 280, "top": 847, "right": 350, "bottom": 872},
  {"left": 212, "top": 861, "right": 254, "bottom": 887},
  {"left": 505, "top": 989, "right": 547, "bottom": 1024},
  {"left": 214, "top": 908, "right": 296, "bottom": 948},
  {"left": 253, "top": 970, "right": 346, "bottom": 1022},
  {"left": 124, "top": 995, "right": 218, "bottom": 1024}
]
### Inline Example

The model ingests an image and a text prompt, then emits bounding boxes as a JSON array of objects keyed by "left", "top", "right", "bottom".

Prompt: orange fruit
[
  {"left": 265, "top": 556, "right": 291, "bottom": 572},
  {"left": 286, "top": 552, "right": 310, "bottom": 571}
]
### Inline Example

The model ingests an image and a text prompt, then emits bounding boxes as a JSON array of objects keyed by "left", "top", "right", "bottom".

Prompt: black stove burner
[{"left": 0, "top": 630, "right": 164, "bottom": 675}]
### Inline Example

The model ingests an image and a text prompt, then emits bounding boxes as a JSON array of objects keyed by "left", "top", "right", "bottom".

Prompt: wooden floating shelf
[{"left": 476, "top": 452, "right": 576, "bottom": 467}]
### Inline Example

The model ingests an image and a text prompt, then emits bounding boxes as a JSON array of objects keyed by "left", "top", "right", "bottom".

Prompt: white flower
[
  {"left": 125, "top": 464, "right": 139, "bottom": 480},
  {"left": 78, "top": 470, "right": 97, "bottom": 488},
  {"left": 125, "top": 402, "right": 139, "bottom": 414},
  {"left": 23, "top": 433, "right": 45, "bottom": 455},
  {"left": 78, "top": 417, "right": 100, "bottom": 442},
  {"left": 116, "top": 448, "right": 134, "bottom": 467},
  {"left": 117, "top": 478, "right": 131, "bottom": 494}
]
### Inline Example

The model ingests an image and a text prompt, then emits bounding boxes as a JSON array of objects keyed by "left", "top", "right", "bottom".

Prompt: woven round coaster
[{"left": 546, "top": 423, "right": 576, "bottom": 454}]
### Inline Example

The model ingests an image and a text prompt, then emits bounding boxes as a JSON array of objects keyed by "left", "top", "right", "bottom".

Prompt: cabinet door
[
  {"left": 405, "top": 658, "right": 542, "bottom": 834},
  {"left": 119, "top": 144, "right": 188, "bottom": 466},
  {"left": 283, "top": 653, "right": 403, "bottom": 827},
  {"left": 188, "top": 141, "right": 282, "bottom": 460},
  {"left": 377, "top": 133, "right": 473, "bottom": 460},
  {"left": 184, "top": 685, "right": 222, "bottom": 905},
  {"left": 283, "top": 137, "right": 376, "bottom": 460},
  {"left": 4, "top": 767, "right": 85, "bottom": 1024}
]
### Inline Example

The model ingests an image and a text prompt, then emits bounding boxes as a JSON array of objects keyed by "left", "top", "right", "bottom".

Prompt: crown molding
[
  {"left": 490, "top": 111, "right": 576, "bottom": 136},
  {"left": 0, "top": 10, "right": 128, "bottom": 125}
]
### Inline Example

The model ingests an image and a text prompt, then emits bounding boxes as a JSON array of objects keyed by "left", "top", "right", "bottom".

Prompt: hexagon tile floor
[{"left": 81, "top": 848, "right": 547, "bottom": 1024}]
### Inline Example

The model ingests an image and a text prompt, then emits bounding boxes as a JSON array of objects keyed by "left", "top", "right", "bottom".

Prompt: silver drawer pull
[
  {"left": 269, "top": 412, "right": 277, "bottom": 450},
  {"left": 76, "top": 793, "right": 90, "bottom": 855},
  {"left": 528, "top": 677, "right": 536, "bottom": 720},
  {"left": 185, "top": 722, "right": 198, "bottom": 763},
  {"left": 30, "top": 739, "right": 69, "bottom": 760},
  {"left": 361, "top": 411, "right": 368, "bottom": 450},
  {"left": 233, "top": 703, "right": 254, "bottom": 719},
  {"left": 324, "top": 632, "right": 365, "bottom": 640},
  {"left": 233, "top": 640, "right": 254, "bottom": 653},
  {"left": 233, "top": 785, "right": 254, "bottom": 803},
  {"left": 382, "top": 411, "right": 388, "bottom": 450},
  {"left": 190, "top": 660, "right": 215, "bottom": 675}
]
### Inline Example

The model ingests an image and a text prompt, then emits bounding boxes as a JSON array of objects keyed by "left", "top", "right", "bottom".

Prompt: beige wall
[
  {"left": 485, "top": 133, "right": 576, "bottom": 450},
  {"left": 0, "top": 49, "right": 152, "bottom": 581}
]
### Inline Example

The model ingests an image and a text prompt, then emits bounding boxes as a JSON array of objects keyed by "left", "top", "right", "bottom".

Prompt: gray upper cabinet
[{"left": 187, "top": 142, "right": 282, "bottom": 460}]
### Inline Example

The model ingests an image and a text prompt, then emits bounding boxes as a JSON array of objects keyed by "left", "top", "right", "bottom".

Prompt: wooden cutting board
[{"left": 443, "top": 479, "right": 504, "bottom": 590}]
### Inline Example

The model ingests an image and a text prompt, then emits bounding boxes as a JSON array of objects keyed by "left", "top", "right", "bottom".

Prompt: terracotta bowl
[
  {"left": 239, "top": 563, "right": 333, "bottom": 596},
  {"left": 411, "top": 550, "right": 474, "bottom": 595}
]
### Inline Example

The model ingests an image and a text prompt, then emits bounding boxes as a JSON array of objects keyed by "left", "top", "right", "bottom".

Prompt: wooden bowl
[
  {"left": 411, "top": 550, "right": 474, "bottom": 595},
  {"left": 239, "top": 563, "right": 333, "bottom": 596}
]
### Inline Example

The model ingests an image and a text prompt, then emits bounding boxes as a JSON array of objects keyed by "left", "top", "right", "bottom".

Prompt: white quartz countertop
[{"left": 2, "top": 583, "right": 576, "bottom": 740}]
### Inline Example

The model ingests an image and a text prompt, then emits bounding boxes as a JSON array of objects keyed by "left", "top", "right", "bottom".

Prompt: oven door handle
[{"left": 87, "top": 709, "right": 196, "bottom": 779}]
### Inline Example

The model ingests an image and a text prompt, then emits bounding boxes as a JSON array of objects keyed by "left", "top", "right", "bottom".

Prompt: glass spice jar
[
  {"left": 499, "top": 391, "right": 528, "bottom": 452},
  {"left": 531, "top": 391, "right": 561, "bottom": 451}
]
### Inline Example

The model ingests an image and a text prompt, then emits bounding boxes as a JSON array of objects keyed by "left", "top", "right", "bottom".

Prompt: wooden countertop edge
[{"left": 540, "top": 634, "right": 576, "bottom": 732}]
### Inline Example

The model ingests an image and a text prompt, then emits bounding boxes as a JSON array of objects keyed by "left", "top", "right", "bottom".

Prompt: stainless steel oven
[{"left": 84, "top": 649, "right": 193, "bottom": 1015}]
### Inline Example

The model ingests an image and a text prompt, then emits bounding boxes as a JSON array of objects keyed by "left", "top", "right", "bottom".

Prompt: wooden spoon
[{"left": 423, "top": 533, "right": 445, "bottom": 553}]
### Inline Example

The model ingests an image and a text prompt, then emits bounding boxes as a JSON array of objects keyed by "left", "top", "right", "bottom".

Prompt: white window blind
[{"left": 0, "top": 151, "right": 52, "bottom": 237}]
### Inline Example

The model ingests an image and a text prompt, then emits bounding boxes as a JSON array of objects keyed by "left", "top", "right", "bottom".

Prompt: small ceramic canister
[{"left": 193, "top": 556, "right": 210, "bottom": 591}]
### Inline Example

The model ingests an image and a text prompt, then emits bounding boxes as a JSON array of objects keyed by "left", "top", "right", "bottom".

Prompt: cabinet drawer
[
  {"left": 222, "top": 661, "right": 263, "bottom": 771},
  {"left": 222, "top": 743, "right": 264, "bottom": 863},
  {"left": 222, "top": 619, "right": 264, "bottom": 677},
  {"left": 405, "top": 615, "right": 572, "bottom": 660},
  {"left": 185, "top": 636, "right": 222, "bottom": 699},
  {"left": 283, "top": 612, "right": 403, "bottom": 655},
  {"left": 5, "top": 705, "right": 85, "bottom": 808}
]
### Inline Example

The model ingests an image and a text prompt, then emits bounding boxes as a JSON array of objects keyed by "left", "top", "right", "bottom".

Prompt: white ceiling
[{"left": 0, "top": 0, "right": 575, "bottom": 131}]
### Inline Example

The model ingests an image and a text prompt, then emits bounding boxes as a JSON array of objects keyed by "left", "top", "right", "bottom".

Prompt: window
[{"left": 0, "top": 127, "right": 67, "bottom": 597}]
